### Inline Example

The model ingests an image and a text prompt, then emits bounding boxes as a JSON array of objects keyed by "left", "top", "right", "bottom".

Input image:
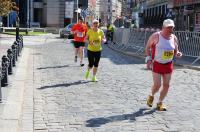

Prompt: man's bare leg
[
  {"left": 79, "top": 46, "right": 84, "bottom": 66},
  {"left": 151, "top": 72, "right": 162, "bottom": 96},
  {"left": 159, "top": 73, "right": 172, "bottom": 102}
]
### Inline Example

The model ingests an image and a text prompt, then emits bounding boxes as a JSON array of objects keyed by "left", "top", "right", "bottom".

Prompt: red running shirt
[{"left": 71, "top": 23, "right": 87, "bottom": 42}]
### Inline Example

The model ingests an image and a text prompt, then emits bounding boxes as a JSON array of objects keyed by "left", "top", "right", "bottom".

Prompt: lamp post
[
  {"left": 16, "top": 0, "right": 19, "bottom": 41},
  {"left": 77, "top": 0, "right": 78, "bottom": 22},
  {"left": 16, "top": 15, "right": 19, "bottom": 40},
  {"left": 27, "top": 0, "right": 29, "bottom": 27},
  {"left": 27, "top": 0, "right": 31, "bottom": 28},
  {"left": 75, "top": 0, "right": 82, "bottom": 22}
]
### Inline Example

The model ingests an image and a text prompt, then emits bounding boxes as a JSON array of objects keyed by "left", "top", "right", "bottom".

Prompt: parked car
[
  {"left": 59, "top": 23, "right": 74, "bottom": 38},
  {"left": 0, "top": 21, "right": 2, "bottom": 27},
  {"left": 0, "top": 22, "right": 3, "bottom": 33}
]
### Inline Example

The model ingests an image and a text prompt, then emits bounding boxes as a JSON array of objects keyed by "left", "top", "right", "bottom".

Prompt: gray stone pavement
[
  {"left": 0, "top": 47, "right": 31, "bottom": 132},
  {"left": 0, "top": 34, "right": 200, "bottom": 132}
]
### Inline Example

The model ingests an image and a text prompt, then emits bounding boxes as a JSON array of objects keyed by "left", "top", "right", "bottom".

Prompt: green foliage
[{"left": 0, "top": 0, "right": 18, "bottom": 16}]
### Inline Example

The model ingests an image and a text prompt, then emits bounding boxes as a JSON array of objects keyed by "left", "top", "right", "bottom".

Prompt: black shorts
[
  {"left": 87, "top": 50, "right": 101, "bottom": 67},
  {"left": 74, "top": 41, "right": 85, "bottom": 48}
]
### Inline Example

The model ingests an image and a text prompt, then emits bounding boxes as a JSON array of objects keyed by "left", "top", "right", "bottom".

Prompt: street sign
[
  {"left": 80, "top": 9, "right": 86, "bottom": 18},
  {"left": 85, "top": 8, "right": 90, "bottom": 16},
  {"left": 80, "top": 8, "right": 96, "bottom": 18},
  {"left": 166, "top": 9, "right": 173, "bottom": 18}
]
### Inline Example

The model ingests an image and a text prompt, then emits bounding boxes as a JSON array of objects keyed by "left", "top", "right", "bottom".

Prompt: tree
[{"left": 0, "top": 0, "right": 18, "bottom": 16}]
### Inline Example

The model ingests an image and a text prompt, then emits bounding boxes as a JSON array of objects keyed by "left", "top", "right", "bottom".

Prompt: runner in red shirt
[{"left": 71, "top": 17, "right": 87, "bottom": 66}]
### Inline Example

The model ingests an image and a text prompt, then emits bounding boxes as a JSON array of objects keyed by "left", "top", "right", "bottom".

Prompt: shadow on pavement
[
  {"left": 37, "top": 65, "right": 70, "bottom": 70},
  {"left": 38, "top": 80, "right": 91, "bottom": 89},
  {"left": 100, "top": 45, "right": 144, "bottom": 65},
  {"left": 100, "top": 46, "right": 144, "bottom": 65},
  {"left": 86, "top": 108, "right": 156, "bottom": 127},
  {"left": 32, "top": 53, "right": 42, "bottom": 56}
]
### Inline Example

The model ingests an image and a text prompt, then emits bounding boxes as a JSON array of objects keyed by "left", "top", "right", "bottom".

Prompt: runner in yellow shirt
[{"left": 84, "top": 19, "right": 106, "bottom": 82}]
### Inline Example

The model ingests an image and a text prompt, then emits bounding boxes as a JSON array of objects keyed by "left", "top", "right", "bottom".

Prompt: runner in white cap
[
  {"left": 145, "top": 19, "right": 182, "bottom": 111},
  {"left": 84, "top": 19, "right": 106, "bottom": 82}
]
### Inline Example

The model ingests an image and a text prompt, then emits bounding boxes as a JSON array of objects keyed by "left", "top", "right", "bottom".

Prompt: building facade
[
  {"left": 137, "top": 0, "right": 200, "bottom": 31},
  {"left": 95, "top": 0, "right": 122, "bottom": 26},
  {"left": 169, "top": 0, "right": 200, "bottom": 31},
  {"left": 124, "top": 0, "right": 135, "bottom": 19},
  {"left": 3, "top": 0, "right": 89, "bottom": 28},
  {"left": 32, "top": 0, "right": 88, "bottom": 27},
  {"left": 141, "top": 0, "right": 168, "bottom": 28},
  {"left": 84, "top": 0, "right": 96, "bottom": 25}
]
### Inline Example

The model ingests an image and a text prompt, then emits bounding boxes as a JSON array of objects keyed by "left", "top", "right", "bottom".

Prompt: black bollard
[
  {"left": 19, "top": 38, "right": 22, "bottom": 53},
  {"left": 16, "top": 41, "right": 20, "bottom": 57},
  {"left": 11, "top": 44, "right": 16, "bottom": 67},
  {"left": 14, "top": 41, "right": 19, "bottom": 61},
  {"left": 17, "top": 39, "right": 21, "bottom": 54},
  {"left": 7, "top": 49, "right": 13, "bottom": 75},
  {"left": 1, "top": 55, "right": 9, "bottom": 87},
  {"left": 20, "top": 35, "right": 23, "bottom": 48},
  {"left": 17, "top": 37, "right": 23, "bottom": 54},
  {"left": 19, "top": 35, "right": 23, "bottom": 48},
  {"left": 0, "top": 67, "right": 2, "bottom": 103},
  {"left": 16, "top": 27, "right": 19, "bottom": 41}
]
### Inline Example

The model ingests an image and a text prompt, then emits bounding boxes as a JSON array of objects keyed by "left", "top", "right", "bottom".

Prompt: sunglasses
[{"left": 166, "top": 26, "right": 174, "bottom": 29}]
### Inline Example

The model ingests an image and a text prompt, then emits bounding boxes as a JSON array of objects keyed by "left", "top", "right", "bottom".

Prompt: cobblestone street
[
  {"left": 1, "top": 0, "right": 200, "bottom": 131},
  {"left": 17, "top": 35, "right": 199, "bottom": 132}
]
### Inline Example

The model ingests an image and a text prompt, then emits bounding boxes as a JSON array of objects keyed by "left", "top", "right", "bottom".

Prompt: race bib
[
  {"left": 77, "top": 32, "right": 84, "bottom": 37},
  {"left": 162, "top": 50, "right": 174, "bottom": 60},
  {"left": 93, "top": 43, "right": 99, "bottom": 47},
  {"left": 93, "top": 40, "right": 100, "bottom": 47}
]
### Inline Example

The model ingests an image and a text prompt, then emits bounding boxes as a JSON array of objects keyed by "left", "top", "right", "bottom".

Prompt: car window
[{"left": 68, "top": 24, "right": 74, "bottom": 28}]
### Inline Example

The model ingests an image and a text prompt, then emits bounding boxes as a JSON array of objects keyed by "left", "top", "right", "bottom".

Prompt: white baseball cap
[
  {"left": 163, "top": 19, "right": 175, "bottom": 27},
  {"left": 92, "top": 19, "right": 99, "bottom": 23}
]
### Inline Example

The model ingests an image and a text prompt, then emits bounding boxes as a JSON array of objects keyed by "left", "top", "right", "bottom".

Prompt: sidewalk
[
  {"left": 0, "top": 33, "right": 15, "bottom": 38},
  {"left": 0, "top": 34, "right": 50, "bottom": 132},
  {"left": 0, "top": 47, "right": 31, "bottom": 132}
]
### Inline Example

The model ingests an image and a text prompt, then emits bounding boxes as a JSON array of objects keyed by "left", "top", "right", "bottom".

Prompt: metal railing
[
  {"left": 110, "top": 28, "right": 200, "bottom": 65},
  {"left": 174, "top": 31, "right": 200, "bottom": 64}
]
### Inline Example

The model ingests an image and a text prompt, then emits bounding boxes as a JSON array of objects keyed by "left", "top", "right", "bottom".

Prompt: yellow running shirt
[{"left": 87, "top": 29, "right": 104, "bottom": 52}]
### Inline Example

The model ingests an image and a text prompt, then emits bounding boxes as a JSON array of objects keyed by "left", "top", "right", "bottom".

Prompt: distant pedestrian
[
  {"left": 145, "top": 19, "right": 182, "bottom": 111},
  {"left": 71, "top": 17, "right": 88, "bottom": 66},
  {"left": 84, "top": 19, "right": 106, "bottom": 82},
  {"left": 105, "top": 23, "right": 114, "bottom": 44}
]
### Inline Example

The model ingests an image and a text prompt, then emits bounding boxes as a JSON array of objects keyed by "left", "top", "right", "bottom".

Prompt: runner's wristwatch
[{"left": 145, "top": 56, "right": 152, "bottom": 63}]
